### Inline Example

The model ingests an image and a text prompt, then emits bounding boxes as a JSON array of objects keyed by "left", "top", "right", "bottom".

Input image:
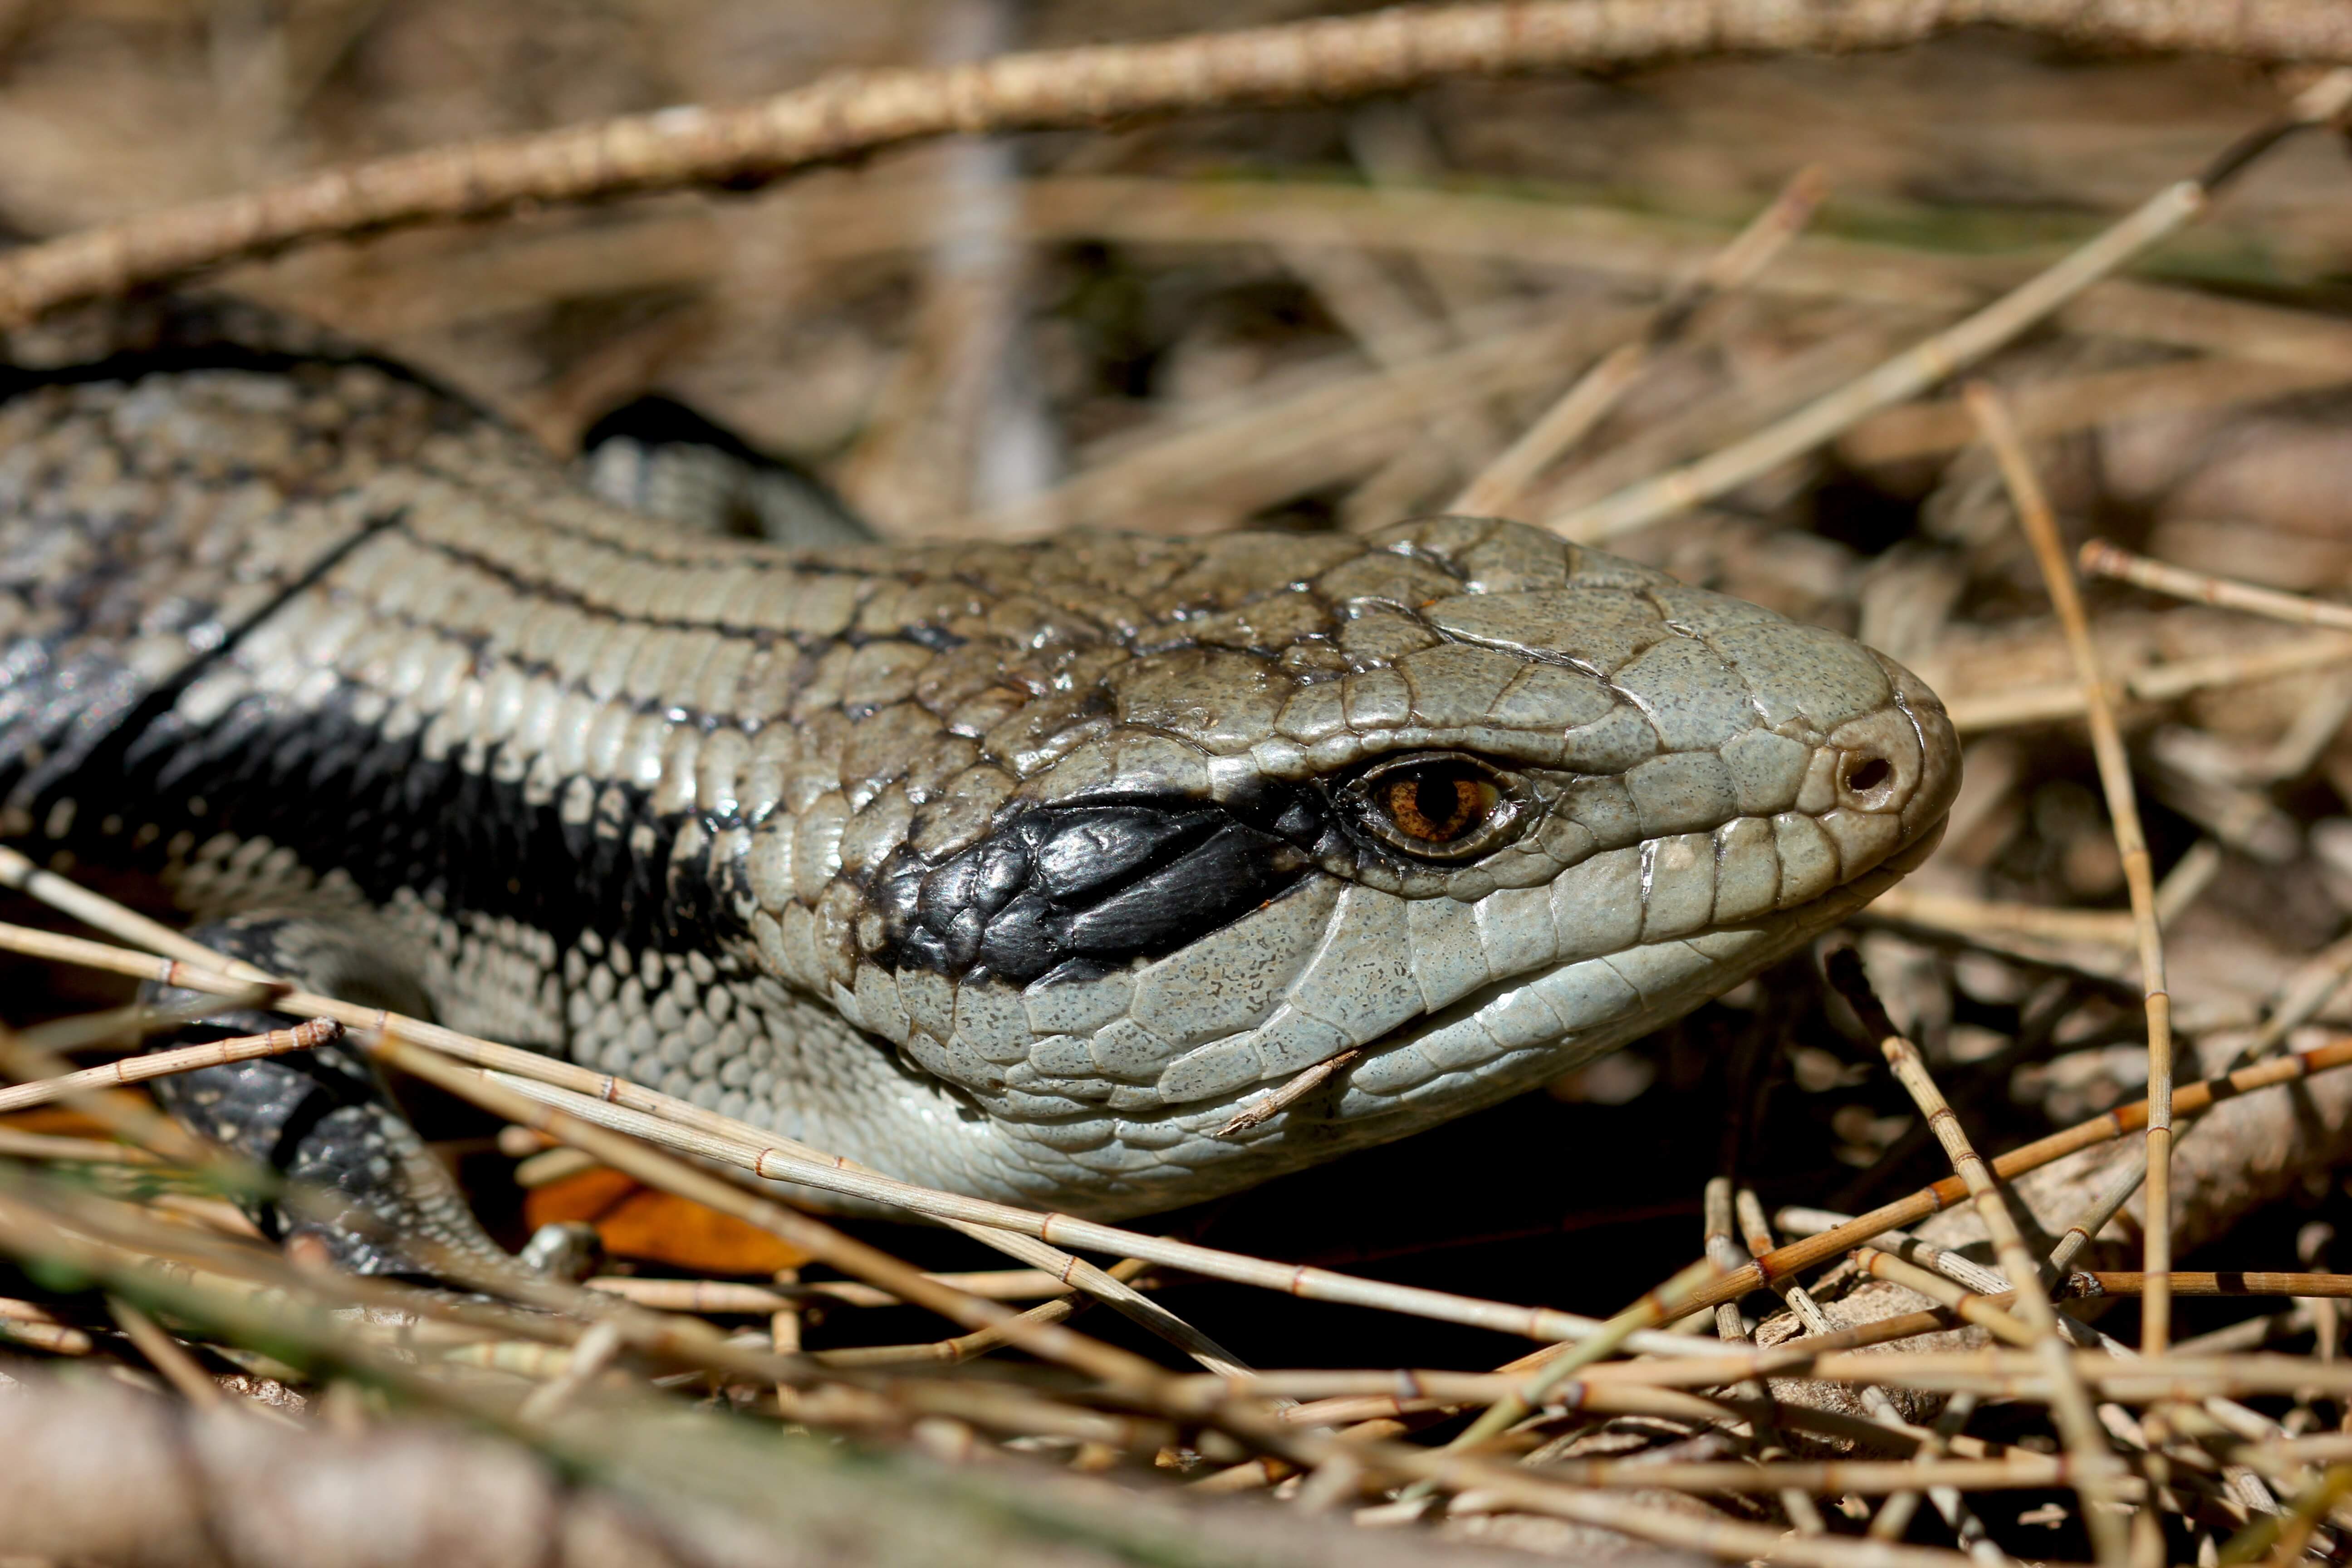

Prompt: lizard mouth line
[{"left": 1220, "top": 816, "right": 1949, "bottom": 1135}]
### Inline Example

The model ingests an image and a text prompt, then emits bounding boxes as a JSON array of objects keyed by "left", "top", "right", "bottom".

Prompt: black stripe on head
[{"left": 870, "top": 787, "right": 1332, "bottom": 986}]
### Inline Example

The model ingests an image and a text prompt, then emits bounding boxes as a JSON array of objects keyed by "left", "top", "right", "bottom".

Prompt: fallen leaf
[{"left": 524, "top": 1168, "right": 812, "bottom": 1274}]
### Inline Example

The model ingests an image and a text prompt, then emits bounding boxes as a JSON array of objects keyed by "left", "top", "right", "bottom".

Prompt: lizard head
[{"left": 751, "top": 517, "right": 1958, "bottom": 1216}]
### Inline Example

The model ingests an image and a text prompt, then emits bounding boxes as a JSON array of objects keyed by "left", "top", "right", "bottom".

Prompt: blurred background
[
  {"left": 9, "top": 0, "right": 2352, "bottom": 1416},
  {"left": 4, "top": 1, "right": 2343, "bottom": 534}
]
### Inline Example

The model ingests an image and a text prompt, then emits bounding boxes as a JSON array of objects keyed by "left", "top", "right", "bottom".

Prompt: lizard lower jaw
[{"left": 1267, "top": 814, "right": 1949, "bottom": 1137}]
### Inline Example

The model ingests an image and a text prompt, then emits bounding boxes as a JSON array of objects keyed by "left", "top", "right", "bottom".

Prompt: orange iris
[{"left": 1376, "top": 768, "right": 1498, "bottom": 846}]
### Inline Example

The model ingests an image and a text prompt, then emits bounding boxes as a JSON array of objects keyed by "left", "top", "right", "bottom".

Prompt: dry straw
[
  {"left": 1828, "top": 944, "right": 2132, "bottom": 1566},
  {"left": 1449, "top": 164, "right": 1826, "bottom": 516},
  {"left": 8, "top": 9, "right": 2352, "bottom": 1562},
  {"left": 0, "top": 1, "right": 2343, "bottom": 327},
  {"left": 1969, "top": 384, "right": 2182, "bottom": 1367}
]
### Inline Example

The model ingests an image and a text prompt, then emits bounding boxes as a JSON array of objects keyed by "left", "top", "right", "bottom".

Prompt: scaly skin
[{"left": 0, "top": 300, "right": 1960, "bottom": 1229}]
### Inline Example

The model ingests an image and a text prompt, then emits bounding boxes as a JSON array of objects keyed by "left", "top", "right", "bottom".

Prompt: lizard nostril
[{"left": 1843, "top": 756, "right": 1892, "bottom": 795}]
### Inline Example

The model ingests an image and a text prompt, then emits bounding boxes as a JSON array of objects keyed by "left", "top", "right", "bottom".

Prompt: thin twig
[
  {"left": 380, "top": 1036, "right": 1171, "bottom": 1396},
  {"left": 0, "top": 1310, "right": 92, "bottom": 1356},
  {"left": 1, "top": 5, "right": 2347, "bottom": 328},
  {"left": 1247, "top": 1347, "right": 2352, "bottom": 1418},
  {"left": 107, "top": 1295, "right": 221, "bottom": 1408},
  {"left": 2045, "top": 1145, "right": 2159, "bottom": 1278},
  {"left": 1828, "top": 944, "right": 2133, "bottom": 1565},
  {"left": 1968, "top": 383, "right": 2178, "bottom": 1360},
  {"left": 1755, "top": 1201, "right": 1997, "bottom": 1558},
  {"left": 0, "top": 1127, "right": 156, "bottom": 1164},
  {"left": 2245, "top": 931, "right": 2352, "bottom": 1063},
  {"left": 1439, "top": 1256, "right": 1727, "bottom": 1455},
  {"left": 1840, "top": 355, "right": 2352, "bottom": 466},
  {"left": 1449, "top": 164, "right": 1824, "bottom": 516},
  {"left": 1549, "top": 69, "right": 2352, "bottom": 542},
  {"left": 513, "top": 1319, "right": 623, "bottom": 1425},
  {"left": 1466, "top": 1452, "right": 2113, "bottom": 1496},
  {"left": 13, "top": 986, "right": 278, "bottom": 1057},
  {"left": 1694, "top": 1025, "right": 2352, "bottom": 1318},
  {"left": 1944, "top": 630, "right": 2352, "bottom": 734},
  {"left": 483, "top": 1061, "right": 1737, "bottom": 1357},
  {"left": 813, "top": 1259, "right": 1152, "bottom": 1369},
  {"left": 1214, "top": 1049, "right": 1360, "bottom": 1137},
  {"left": 768, "top": 1263, "right": 802, "bottom": 1419},
  {"left": 1706, "top": 1176, "right": 1829, "bottom": 1536},
  {"left": 2072, "top": 1273, "right": 2352, "bottom": 1299},
  {"left": 0, "top": 892, "right": 1259, "bottom": 1379},
  {"left": 1742, "top": 1188, "right": 1991, "bottom": 1552},
  {"left": 1864, "top": 887, "right": 2137, "bottom": 946},
  {"left": 2173, "top": 1306, "right": 2317, "bottom": 1358},
  {"left": 1854, "top": 1248, "right": 2038, "bottom": 1349},
  {"left": 2080, "top": 539, "right": 2352, "bottom": 632},
  {"left": 586, "top": 1270, "right": 1075, "bottom": 1312},
  {"left": 0, "top": 1019, "right": 339, "bottom": 1115},
  {"left": 0, "top": 886, "right": 1730, "bottom": 1361}
]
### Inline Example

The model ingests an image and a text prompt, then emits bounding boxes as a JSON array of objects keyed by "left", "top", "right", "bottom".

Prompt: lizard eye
[{"left": 1342, "top": 754, "right": 1522, "bottom": 861}]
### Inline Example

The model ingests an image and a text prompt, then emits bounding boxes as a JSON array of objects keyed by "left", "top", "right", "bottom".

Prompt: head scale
[{"left": 745, "top": 516, "right": 1960, "bottom": 1217}]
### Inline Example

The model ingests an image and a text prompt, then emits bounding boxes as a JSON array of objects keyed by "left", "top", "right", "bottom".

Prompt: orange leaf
[
  {"left": 525, "top": 1169, "right": 812, "bottom": 1275},
  {"left": 522, "top": 1166, "right": 637, "bottom": 1227},
  {"left": 0, "top": 1105, "right": 124, "bottom": 1139}
]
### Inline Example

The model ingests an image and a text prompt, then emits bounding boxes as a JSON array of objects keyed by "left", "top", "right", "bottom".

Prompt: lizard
[{"left": 0, "top": 297, "right": 1960, "bottom": 1271}]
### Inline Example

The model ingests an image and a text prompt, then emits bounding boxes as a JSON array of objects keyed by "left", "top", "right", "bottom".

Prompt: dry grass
[{"left": 14, "top": 5, "right": 2352, "bottom": 1565}]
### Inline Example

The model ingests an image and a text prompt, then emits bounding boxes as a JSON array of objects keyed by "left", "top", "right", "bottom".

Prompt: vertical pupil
[
  {"left": 1360, "top": 762, "right": 1508, "bottom": 853},
  {"left": 1385, "top": 771, "right": 1482, "bottom": 840},
  {"left": 1441, "top": 779, "right": 1470, "bottom": 833}
]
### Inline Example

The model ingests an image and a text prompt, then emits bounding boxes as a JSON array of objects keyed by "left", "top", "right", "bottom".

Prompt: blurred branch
[
  {"left": 1549, "top": 66, "right": 2352, "bottom": 542},
  {"left": 0, "top": 1374, "right": 1576, "bottom": 1568},
  {"left": 1450, "top": 163, "right": 1824, "bottom": 517},
  {"left": 2, "top": 0, "right": 2351, "bottom": 326}
]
